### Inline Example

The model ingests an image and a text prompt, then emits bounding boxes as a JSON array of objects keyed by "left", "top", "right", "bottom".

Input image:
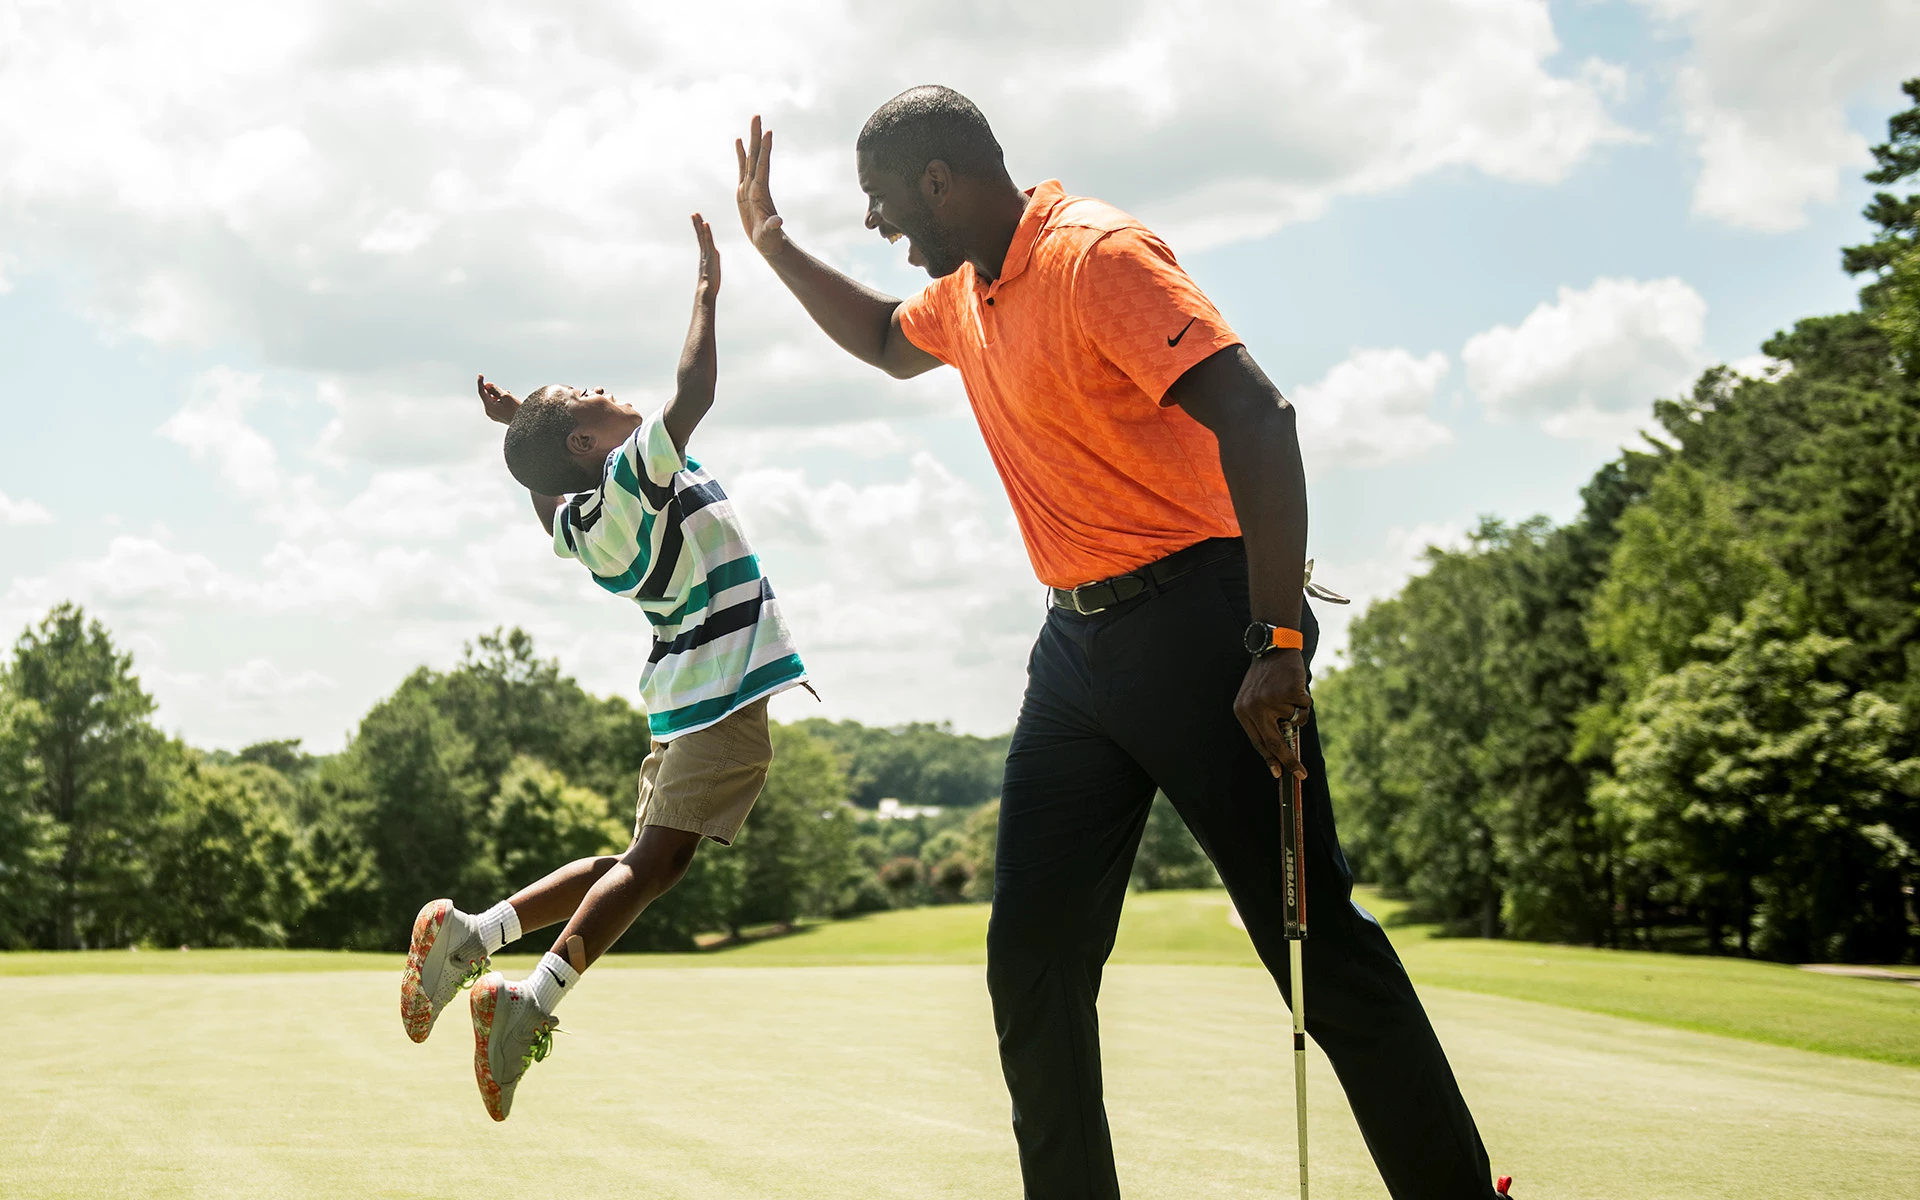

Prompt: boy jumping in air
[{"left": 398, "top": 214, "right": 808, "bottom": 1121}]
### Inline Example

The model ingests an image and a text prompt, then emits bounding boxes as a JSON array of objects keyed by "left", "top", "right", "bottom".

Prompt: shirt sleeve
[
  {"left": 895, "top": 276, "right": 959, "bottom": 365},
  {"left": 1072, "top": 228, "right": 1242, "bottom": 405},
  {"left": 550, "top": 411, "right": 681, "bottom": 564}
]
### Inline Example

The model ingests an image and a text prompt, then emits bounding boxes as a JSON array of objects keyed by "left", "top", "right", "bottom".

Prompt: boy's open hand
[
  {"left": 477, "top": 375, "right": 520, "bottom": 425},
  {"left": 692, "top": 212, "right": 720, "bottom": 299},
  {"left": 735, "top": 115, "right": 788, "bottom": 259}
]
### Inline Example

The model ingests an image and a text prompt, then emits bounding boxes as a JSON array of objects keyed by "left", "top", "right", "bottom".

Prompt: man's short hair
[
  {"left": 857, "top": 85, "right": 1004, "bottom": 183},
  {"left": 503, "top": 385, "right": 599, "bottom": 496}
]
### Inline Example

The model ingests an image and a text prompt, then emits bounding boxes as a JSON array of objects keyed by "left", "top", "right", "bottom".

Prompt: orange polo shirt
[{"left": 897, "top": 180, "right": 1244, "bottom": 589}]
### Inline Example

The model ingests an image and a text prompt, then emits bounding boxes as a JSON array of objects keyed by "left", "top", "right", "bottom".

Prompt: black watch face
[{"left": 1243, "top": 623, "right": 1269, "bottom": 655}]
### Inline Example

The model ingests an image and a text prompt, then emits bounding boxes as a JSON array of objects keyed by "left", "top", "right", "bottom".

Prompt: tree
[
  {"left": 1842, "top": 79, "right": 1920, "bottom": 297},
  {"left": 3, "top": 604, "right": 166, "bottom": 948},
  {"left": 1599, "top": 595, "right": 1919, "bottom": 960},
  {"left": 490, "top": 756, "right": 627, "bottom": 891},
  {"left": 0, "top": 687, "right": 58, "bottom": 948},
  {"left": 961, "top": 800, "right": 999, "bottom": 902},
  {"left": 1131, "top": 794, "right": 1219, "bottom": 891},
  {"left": 429, "top": 628, "right": 653, "bottom": 805},
  {"left": 725, "top": 724, "right": 858, "bottom": 931},
  {"left": 1588, "top": 461, "right": 1784, "bottom": 698},
  {"left": 794, "top": 718, "right": 1009, "bottom": 809},
  {"left": 332, "top": 682, "right": 493, "bottom": 949},
  {"left": 144, "top": 759, "right": 311, "bottom": 947}
]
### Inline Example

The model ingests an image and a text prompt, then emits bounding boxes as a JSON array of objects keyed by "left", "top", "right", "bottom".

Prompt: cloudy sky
[{"left": 2, "top": 0, "right": 1914, "bottom": 751}]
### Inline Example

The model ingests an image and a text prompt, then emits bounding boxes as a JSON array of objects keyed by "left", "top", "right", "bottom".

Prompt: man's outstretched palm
[{"left": 735, "top": 114, "right": 788, "bottom": 258}]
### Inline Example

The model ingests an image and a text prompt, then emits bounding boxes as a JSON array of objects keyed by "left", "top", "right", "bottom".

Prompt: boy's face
[{"left": 563, "top": 387, "right": 643, "bottom": 466}]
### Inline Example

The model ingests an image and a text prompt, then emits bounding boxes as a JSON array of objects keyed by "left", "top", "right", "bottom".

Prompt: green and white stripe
[{"left": 554, "top": 412, "right": 807, "bottom": 739}]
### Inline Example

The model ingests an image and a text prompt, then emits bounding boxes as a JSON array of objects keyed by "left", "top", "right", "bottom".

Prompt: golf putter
[{"left": 1280, "top": 723, "right": 1310, "bottom": 1200}]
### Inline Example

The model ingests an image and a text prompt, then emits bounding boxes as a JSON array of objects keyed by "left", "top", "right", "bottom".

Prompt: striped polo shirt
[{"left": 553, "top": 411, "right": 807, "bottom": 739}]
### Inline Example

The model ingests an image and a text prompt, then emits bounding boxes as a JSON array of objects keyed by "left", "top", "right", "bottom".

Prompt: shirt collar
[{"left": 988, "top": 179, "right": 1066, "bottom": 290}]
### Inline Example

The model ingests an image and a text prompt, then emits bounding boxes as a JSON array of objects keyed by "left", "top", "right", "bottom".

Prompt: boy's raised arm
[
  {"left": 479, "top": 374, "right": 564, "bottom": 533},
  {"left": 662, "top": 214, "right": 720, "bottom": 454}
]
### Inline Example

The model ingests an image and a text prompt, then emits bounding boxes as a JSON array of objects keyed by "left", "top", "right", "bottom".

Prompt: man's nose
[{"left": 864, "top": 206, "right": 879, "bottom": 230}]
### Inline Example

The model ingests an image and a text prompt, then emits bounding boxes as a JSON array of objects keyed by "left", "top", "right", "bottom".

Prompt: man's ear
[
  {"left": 921, "top": 159, "right": 952, "bottom": 208},
  {"left": 566, "top": 427, "right": 597, "bottom": 457}
]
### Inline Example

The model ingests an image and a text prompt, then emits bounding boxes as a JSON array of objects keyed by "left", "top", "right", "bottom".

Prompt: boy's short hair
[{"left": 504, "top": 385, "right": 601, "bottom": 496}]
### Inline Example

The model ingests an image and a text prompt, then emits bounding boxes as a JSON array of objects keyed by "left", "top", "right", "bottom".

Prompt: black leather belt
[{"left": 1049, "top": 538, "right": 1241, "bottom": 615}]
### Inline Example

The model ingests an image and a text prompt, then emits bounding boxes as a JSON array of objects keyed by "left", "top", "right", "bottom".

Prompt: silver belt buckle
[{"left": 1052, "top": 582, "right": 1101, "bottom": 615}]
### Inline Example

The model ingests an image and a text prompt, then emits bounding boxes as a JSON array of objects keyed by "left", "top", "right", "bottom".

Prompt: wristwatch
[{"left": 1244, "top": 621, "right": 1305, "bottom": 657}]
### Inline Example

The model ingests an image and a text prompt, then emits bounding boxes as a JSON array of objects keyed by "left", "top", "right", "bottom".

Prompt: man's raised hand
[
  {"left": 692, "top": 212, "right": 721, "bottom": 298},
  {"left": 478, "top": 375, "right": 520, "bottom": 426},
  {"left": 735, "top": 115, "right": 788, "bottom": 259}
]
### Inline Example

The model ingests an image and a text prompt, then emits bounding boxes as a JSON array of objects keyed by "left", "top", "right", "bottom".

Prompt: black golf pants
[{"left": 987, "top": 542, "right": 1497, "bottom": 1199}]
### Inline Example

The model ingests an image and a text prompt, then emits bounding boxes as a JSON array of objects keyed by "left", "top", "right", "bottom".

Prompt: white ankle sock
[
  {"left": 476, "top": 901, "right": 522, "bottom": 954},
  {"left": 524, "top": 953, "right": 580, "bottom": 1014}
]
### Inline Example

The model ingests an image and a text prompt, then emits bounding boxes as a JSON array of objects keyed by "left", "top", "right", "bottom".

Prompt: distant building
[{"left": 875, "top": 797, "right": 944, "bottom": 820}]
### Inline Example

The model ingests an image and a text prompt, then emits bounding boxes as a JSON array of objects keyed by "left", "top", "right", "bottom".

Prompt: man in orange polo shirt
[{"left": 735, "top": 89, "right": 1508, "bottom": 1200}]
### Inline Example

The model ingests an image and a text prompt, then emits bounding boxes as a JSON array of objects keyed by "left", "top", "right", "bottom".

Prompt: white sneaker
[
  {"left": 469, "top": 971, "right": 559, "bottom": 1121},
  {"left": 399, "top": 899, "right": 489, "bottom": 1044}
]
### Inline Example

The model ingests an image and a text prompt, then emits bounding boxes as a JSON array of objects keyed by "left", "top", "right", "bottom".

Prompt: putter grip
[{"left": 1280, "top": 726, "right": 1308, "bottom": 940}]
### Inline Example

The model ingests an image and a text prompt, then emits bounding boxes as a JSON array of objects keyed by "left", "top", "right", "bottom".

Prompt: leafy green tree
[
  {"left": 1599, "top": 595, "right": 1919, "bottom": 959},
  {"left": 490, "top": 756, "right": 627, "bottom": 892},
  {"left": 1131, "top": 794, "right": 1219, "bottom": 891},
  {"left": 144, "top": 759, "right": 310, "bottom": 947},
  {"left": 232, "top": 738, "right": 318, "bottom": 781},
  {"left": 725, "top": 724, "right": 858, "bottom": 931},
  {"left": 1589, "top": 461, "right": 1784, "bottom": 697},
  {"left": 961, "top": 800, "right": 999, "bottom": 902},
  {"left": 3, "top": 604, "right": 167, "bottom": 948},
  {"left": 429, "top": 629, "right": 653, "bottom": 806},
  {"left": 0, "top": 687, "right": 58, "bottom": 948},
  {"left": 1842, "top": 78, "right": 1920, "bottom": 302},
  {"left": 794, "top": 718, "right": 1009, "bottom": 809},
  {"left": 330, "top": 682, "right": 494, "bottom": 949},
  {"left": 286, "top": 760, "right": 384, "bottom": 950}
]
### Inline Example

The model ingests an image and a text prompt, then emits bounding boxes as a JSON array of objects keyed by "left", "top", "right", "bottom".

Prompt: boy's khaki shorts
[{"left": 633, "top": 698, "right": 773, "bottom": 846}]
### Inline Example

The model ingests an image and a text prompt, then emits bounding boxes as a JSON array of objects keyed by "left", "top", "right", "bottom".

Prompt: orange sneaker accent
[
  {"left": 471, "top": 976, "right": 507, "bottom": 1121},
  {"left": 400, "top": 900, "right": 451, "bottom": 1044}
]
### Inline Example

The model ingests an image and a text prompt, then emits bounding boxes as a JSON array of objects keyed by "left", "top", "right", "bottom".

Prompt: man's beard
[{"left": 899, "top": 194, "right": 968, "bottom": 278}]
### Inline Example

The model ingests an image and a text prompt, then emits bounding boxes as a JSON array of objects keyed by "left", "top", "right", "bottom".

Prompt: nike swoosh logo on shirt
[{"left": 1167, "top": 317, "right": 1197, "bottom": 347}]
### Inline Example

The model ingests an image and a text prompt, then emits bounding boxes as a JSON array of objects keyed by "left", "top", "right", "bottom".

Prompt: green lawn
[
  {"left": 8, "top": 888, "right": 1917, "bottom": 1068},
  {"left": 7, "top": 958, "right": 1915, "bottom": 1199}
]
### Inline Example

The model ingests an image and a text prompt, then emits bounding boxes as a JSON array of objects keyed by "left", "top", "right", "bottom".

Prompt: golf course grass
[
  {"left": 8, "top": 888, "right": 1916, "bottom": 1068},
  {"left": 7, "top": 893, "right": 1918, "bottom": 1198}
]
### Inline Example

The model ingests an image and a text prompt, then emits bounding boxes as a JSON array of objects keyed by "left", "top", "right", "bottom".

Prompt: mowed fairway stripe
[{"left": 3, "top": 965, "right": 1915, "bottom": 1199}]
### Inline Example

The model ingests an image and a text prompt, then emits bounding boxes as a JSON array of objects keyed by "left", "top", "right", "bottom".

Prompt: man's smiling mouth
[{"left": 884, "top": 230, "right": 903, "bottom": 244}]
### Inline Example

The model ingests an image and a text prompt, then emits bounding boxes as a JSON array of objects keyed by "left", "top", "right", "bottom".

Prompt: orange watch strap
[{"left": 1269, "top": 626, "right": 1305, "bottom": 651}]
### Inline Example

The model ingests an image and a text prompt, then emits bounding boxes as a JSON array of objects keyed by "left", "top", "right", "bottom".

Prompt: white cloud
[
  {"left": 1462, "top": 277, "right": 1706, "bottom": 442},
  {"left": 725, "top": 454, "right": 1038, "bottom": 730},
  {"left": 224, "top": 658, "right": 335, "bottom": 702},
  {"left": 157, "top": 367, "right": 281, "bottom": 501},
  {"left": 1294, "top": 348, "right": 1453, "bottom": 467},
  {"left": 0, "top": 1, "right": 1638, "bottom": 749},
  {"left": 1636, "top": 0, "right": 1920, "bottom": 232},
  {"left": 1728, "top": 353, "right": 1790, "bottom": 382},
  {"left": 0, "top": 491, "right": 52, "bottom": 526},
  {"left": 5, "top": 536, "right": 232, "bottom": 616},
  {"left": 1310, "top": 521, "right": 1472, "bottom": 665},
  {"left": 0, "top": 1, "right": 1625, "bottom": 388}
]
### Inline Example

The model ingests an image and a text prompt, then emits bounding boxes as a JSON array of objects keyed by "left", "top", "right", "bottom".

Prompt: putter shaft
[{"left": 1281, "top": 725, "right": 1309, "bottom": 1200}]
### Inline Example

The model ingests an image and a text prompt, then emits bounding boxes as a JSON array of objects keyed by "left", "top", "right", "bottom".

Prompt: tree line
[
  {"left": 0, "top": 613, "right": 1220, "bottom": 954},
  {"left": 1318, "top": 82, "right": 1920, "bottom": 964}
]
